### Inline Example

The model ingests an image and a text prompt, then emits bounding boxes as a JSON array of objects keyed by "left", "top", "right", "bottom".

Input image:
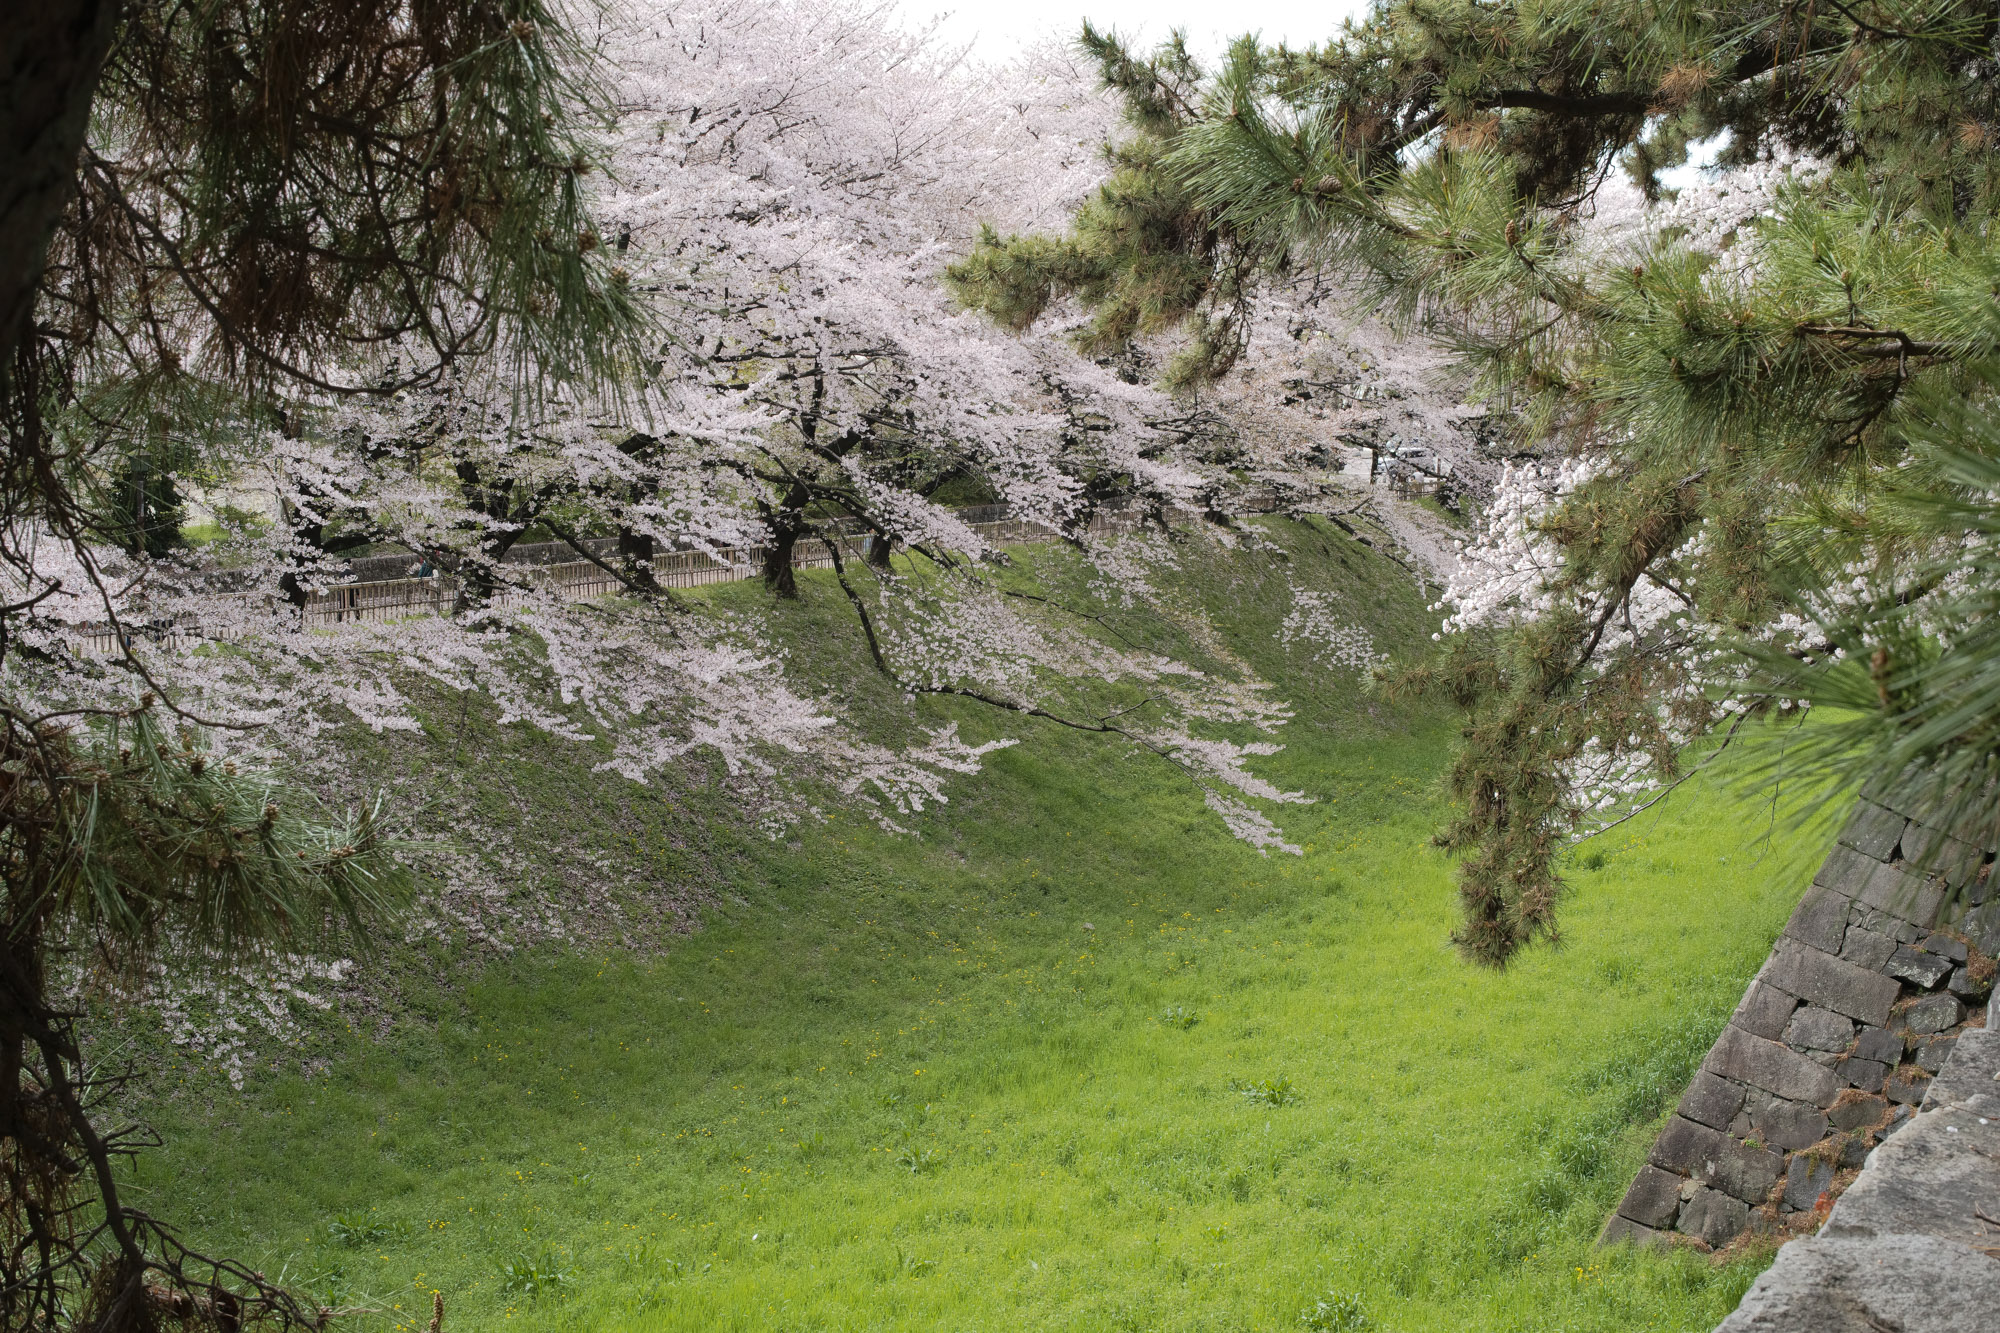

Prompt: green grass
[{"left": 131, "top": 520, "right": 1838, "bottom": 1332}]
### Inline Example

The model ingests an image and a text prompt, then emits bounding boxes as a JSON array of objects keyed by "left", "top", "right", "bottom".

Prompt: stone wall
[
  {"left": 1715, "top": 1024, "right": 2000, "bottom": 1331},
  {"left": 1600, "top": 791, "right": 2000, "bottom": 1253}
]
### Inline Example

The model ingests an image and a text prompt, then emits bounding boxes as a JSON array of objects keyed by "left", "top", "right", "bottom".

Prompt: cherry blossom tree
[{"left": 9, "top": 0, "right": 1447, "bottom": 923}]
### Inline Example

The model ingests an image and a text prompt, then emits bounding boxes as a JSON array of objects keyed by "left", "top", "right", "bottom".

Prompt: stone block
[
  {"left": 1852, "top": 1026, "right": 1904, "bottom": 1065},
  {"left": 1814, "top": 842, "right": 1880, "bottom": 897},
  {"left": 1838, "top": 800, "right": 1907, "bottom": 860},
  {"left": 1905, "top": 993, "right": 1965, "bottom": 1034},
  {"left": 1939, "top": 804, "right": 2000, "bottom": 855},
  {"left": 1838, "top": 1133, "right": 1869, "bottom": 1167},
  {"left": 1902, "top": 823, "right": 1984, "bottom": 888},
  {"left": 1838, "top": 1055, "right": 1887, "bottom": 1093},
  {"left": 1822, "top": 1097, "right": 2000, "bottom": 1251},
  {"left": 1782, "top": 1153, "right": 1837, "bottom": 1211},
  {"left": 1677, "top": 1185, "right": 1750, "bottom": 1249},
  {"left": 1837, "top": 926, "right": 1898, "bottom": 970},
  {"left": 1922, "top": 1026, "right": 2000, "bottom": 1116},
  {"left": 1872, "top": 912, "right": 1924, "bottom": 944},
  {"left": 1616, "top": 1163, "right": 1684, "bottom": 1229},
  {"left": 1783, "top": 1005, "right": 1854, "bottom": 1052},
  {"left": 1730, "top": 980, "right": 1798, "bottom": 1040},
  {"left": 1596, "top": 1213, "right": 1669, "bottom": 1250},
  {"left": 1763, "top": 938, "right": 1902, "bottom": 1027},
  {"left": 1885, "top": 1066, "right": 1931, "bottom": 1105},
  {"left": 1858, "top": 860, "right": 1946, "bottom": 929},
  {"left": 1676, "top": 1069, "right": 1746, "bottom": 1130},
  {"left": 1749, "top": 1095, "right": 1830, "bottom": 1151},
  {"left": 1782, "top": 883, "right": 1850, "bottom": 955},
  {"left": 1918, "top": 931, "right": 1969, "bottom": 963},
  {"left": 1913, "top": 1034, "right": 1956, "bottom": 1074},
  {"left": 1650, "top": 1115, "right": 1729, "bottom": 1177},
  {"left": 1648, "top": 1114, "right": 1783, "bottom": 1203},
  {"left": 1716, "top": 1234, "right": 2000, "bottom": 1333},
  {"left": 1707, "top": 1023, "right": 1843, "bottom": 1107},
  {"left": 1714, "top": 1139, "right": 1786, "bottom": 1205},
  {"left": 1962, "top": 898, "right": 2000, "bottom": 956},
  {"left": 1946, "top": 965, "right": 1992, "bottom": 1001},
  {"left": 1828, "top": 1092, "right": 1889, "bottom": 1134},
  {"left": 1965, "top": 865, "right": 1996, "bottom": 906},
  {"left": 1887, "top": 944, "right": 1954, "bottom": 989}
]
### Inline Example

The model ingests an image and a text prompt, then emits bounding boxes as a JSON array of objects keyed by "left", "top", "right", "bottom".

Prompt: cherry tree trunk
[
  {"left": 618, "top": 530, "right": 656, "bottom": 564},
  {"left": 762, "top": 524, "right": 801, "bottom": 598},
  {"left": 762, "top": 481, "right": 810, "bottom": 598}
]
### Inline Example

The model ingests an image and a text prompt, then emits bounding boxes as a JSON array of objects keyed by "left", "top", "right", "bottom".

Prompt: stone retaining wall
[
  {"left": 1601, "top": 791, "right": 2000, "bottom": 1253},
  {"left": 1714, "top": 1024, "right": 2000, "bottom": 1330}
]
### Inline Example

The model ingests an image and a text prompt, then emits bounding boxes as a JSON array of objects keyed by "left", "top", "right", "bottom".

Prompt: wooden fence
[{"left": 70, "top": 505, "right": 1146, "bottom": 655}]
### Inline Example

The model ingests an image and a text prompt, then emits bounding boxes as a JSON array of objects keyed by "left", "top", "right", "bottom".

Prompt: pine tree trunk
[
  {"left": 0, "top": 0, "right": 118, "bottom": 377},
  {"left": 0, "top": 935, "right": 47, "bottom": 1330}
]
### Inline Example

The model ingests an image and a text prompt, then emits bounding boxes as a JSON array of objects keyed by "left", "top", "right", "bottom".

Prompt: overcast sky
[
  {"left": 898, "top": 3, "right": 1716, "bottom": 190},
  {"left": 897, "top": 1, "right": 1370, "bottom": 63}
]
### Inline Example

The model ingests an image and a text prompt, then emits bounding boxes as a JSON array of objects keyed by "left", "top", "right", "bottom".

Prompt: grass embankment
[{"left": 134, "top": 520, "right": 1837, "bottom": 1332}]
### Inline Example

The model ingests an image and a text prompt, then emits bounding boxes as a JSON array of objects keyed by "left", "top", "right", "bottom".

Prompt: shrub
[
  {"left": 327, "top": 1213, "right": 396, "bottom": 1247},
  {"left": 1301, "top": 1290, "right": 1367, "bottom": 1331},
  {"left": 1234, "top": 1076, "right": 1297, "bottom": 1106},
  {"left": 497, "top": 1251, "right": 576, "bottom": 1301}
]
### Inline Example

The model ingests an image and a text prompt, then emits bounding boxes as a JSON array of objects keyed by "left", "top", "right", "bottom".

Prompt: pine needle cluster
[
  {"left": 0, "top": 702, "right": 408, "bottom": 1329},
  {"left": 944, "top": 25, "right": 1275, "bottom": 391}
]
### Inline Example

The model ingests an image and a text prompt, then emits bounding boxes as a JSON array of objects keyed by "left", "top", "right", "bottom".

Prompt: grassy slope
[{"left": 133, "top": 519, "right": 1837, "bottom": 1333}]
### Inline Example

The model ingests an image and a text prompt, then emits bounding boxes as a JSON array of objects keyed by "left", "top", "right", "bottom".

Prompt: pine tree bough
[{"left": 971, "top": 1, "right": 2000, "bottom": 962}]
